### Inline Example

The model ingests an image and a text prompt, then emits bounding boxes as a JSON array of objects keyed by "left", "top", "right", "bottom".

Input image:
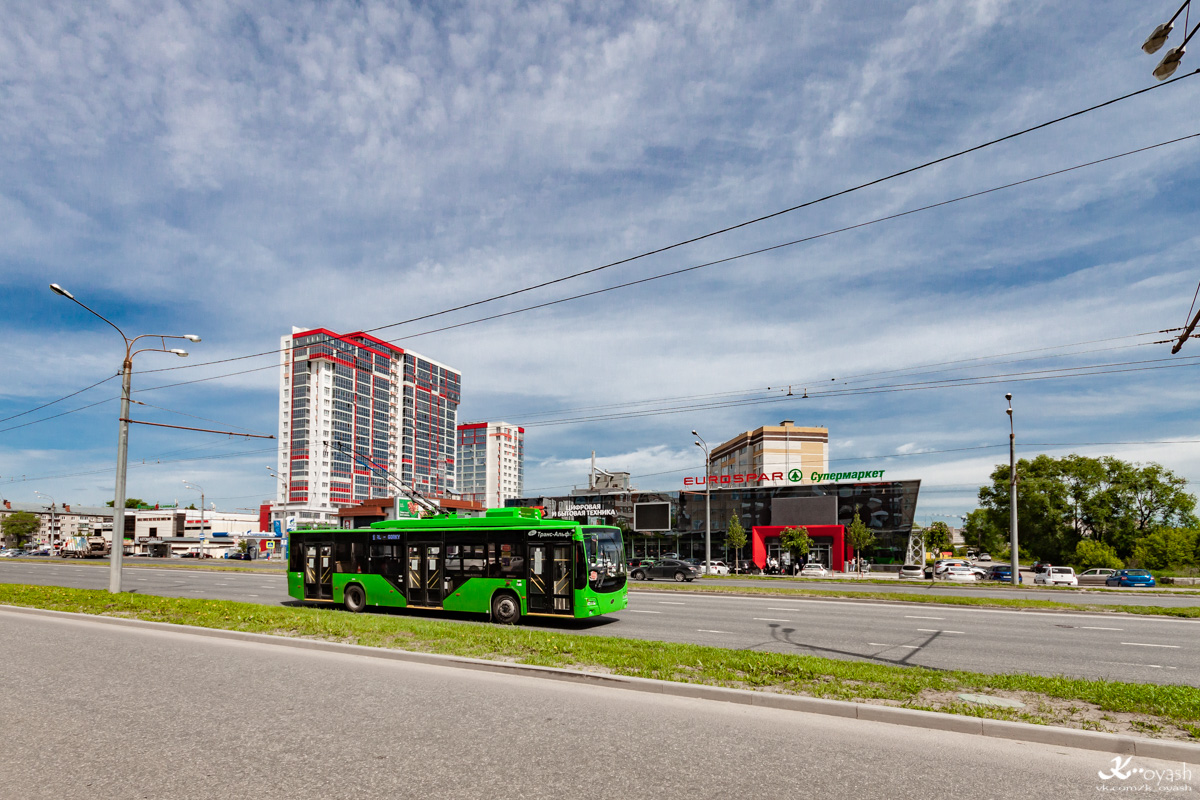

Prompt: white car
[
  {"left": 799, "top": 563, "right": 829, "bottom": 577},
  {"left": 701, "top": 560, "right": 729, "bottom": 575},
  {"left": 977, "top": 553, "right": 992, "bottom": 562},
  {"left": 945, "top": 566, "right": 979, "bottom": 582},
  {"left": 1035, "top": 566, "right": 1078, "bottom": 586},
  {"left": 898, "top": 564, "right": 925, "bottom": 580},
  {"left": 934, "top": 559, "right": 970, "bottom": 576}
]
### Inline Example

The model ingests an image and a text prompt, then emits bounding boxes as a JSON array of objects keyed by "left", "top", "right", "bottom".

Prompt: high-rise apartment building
[
  {"left": 709, "top": 420, "right": 828, "bottom": 486},
  {"left": 456, "top": 422, "right": 524, "bottom": 508},
  {"left": 275, "top": 327, "right": 461, "bottom": 527}
]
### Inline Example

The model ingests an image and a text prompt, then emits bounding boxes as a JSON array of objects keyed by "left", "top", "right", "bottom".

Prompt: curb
[{"left": 4, "top": 604, "right": 1198, "bottom": 763}]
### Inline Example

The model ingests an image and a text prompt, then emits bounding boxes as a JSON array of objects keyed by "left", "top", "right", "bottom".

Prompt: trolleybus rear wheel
[{"left": 491, "top": 592, "right": 520, "bottom": 624}]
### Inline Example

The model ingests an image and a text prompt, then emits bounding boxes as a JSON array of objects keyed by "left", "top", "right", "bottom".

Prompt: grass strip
[
  {"left": 633, "top": 582, "right": 1200, "bottom": 618},
  {"left": 2, "top": 583, "right": 1196, "bottom": 741},
  {"left": 709, "top": 574, "right": 1200, "bottom": 596}
]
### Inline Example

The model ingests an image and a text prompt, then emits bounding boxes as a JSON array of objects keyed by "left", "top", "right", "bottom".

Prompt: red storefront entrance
[{"left": 751, "top": 525, "right": 850, "bottom": 571}]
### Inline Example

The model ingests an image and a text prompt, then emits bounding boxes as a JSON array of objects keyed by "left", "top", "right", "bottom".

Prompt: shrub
[{"left": 1072, "top": 539, "right": 1124, "bottom": 571}]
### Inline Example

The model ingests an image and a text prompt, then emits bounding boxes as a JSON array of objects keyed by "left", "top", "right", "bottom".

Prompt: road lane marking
[
  {"left": 697, "top": 629, "right": 731, "bottom": 634},
  {"left": 248, "top": 594, "right": 259, "bottom": 597},
  {"left": 1100, "top": 661, "right": 1178, "bottom": 670},
  {"left": 1081, "top": 626, "right": 1123, "bottom": 631},
  {"left": 658, "top": 601, "right": 686, "bottom": 605},
  {"left": 905, "top": 615, "right": 945, "bottom": 620},
  {"left": 767, "top": 607, "right": 800, "bottom": 611},
  {"left": 754, "top": 617, "right": 790, "bottom": 622},
  {"left": 625, "top": 609, "right": 661, "bottom": 614},
  {"left": 869, "top": 643, "right": 920, "bottom": 649},
  {"left": 1121, "top": 642, "right": 1181, "bottom": 648},
  {"left": 917, "top": 629, "right": 964, "bottom": 634}
]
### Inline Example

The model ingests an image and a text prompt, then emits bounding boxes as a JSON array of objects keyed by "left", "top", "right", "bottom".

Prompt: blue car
[{"left": 1105, "top": 569, "right": 1156, "bottom": 588}]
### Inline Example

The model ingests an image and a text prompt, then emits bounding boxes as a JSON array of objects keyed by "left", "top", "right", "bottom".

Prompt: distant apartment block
[
  {"left": 456, "top": 421, "right": 524, "bottom": 508},
  {"left": 276, "top": 327, "right": 461, "bottom": 527},
  {"left": 710, "top": 420, "right": 829, "bottom": 486}
]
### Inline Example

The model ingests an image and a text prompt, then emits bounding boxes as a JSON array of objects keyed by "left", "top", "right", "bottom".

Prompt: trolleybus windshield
[{"left": 584, "top": 526, "right": 627, "bottom": 592}]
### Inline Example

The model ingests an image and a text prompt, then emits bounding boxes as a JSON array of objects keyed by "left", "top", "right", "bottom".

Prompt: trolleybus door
[
  {"left": 304, "top": 544, "right": 333, "bottom": 600},
  {"left": 527, "top": 543, "right": 573, "bottom": 615},
  {"left": 406, "top": 542, "right": 444, "bottom": 607}
]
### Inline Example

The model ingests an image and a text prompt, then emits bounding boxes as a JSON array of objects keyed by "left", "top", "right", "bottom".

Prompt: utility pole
[{"left": 1007, "top": 393, "right": 1019, "bottom": 587}]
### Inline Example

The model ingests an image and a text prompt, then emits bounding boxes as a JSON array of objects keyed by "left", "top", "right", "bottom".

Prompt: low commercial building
[{"left": 511, "top": 477, "right": 920, "bottom": 568}]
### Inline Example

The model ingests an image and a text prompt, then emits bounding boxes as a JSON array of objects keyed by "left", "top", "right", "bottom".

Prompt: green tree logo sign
[{"left": 788, "top": 469, "right": 802, "bottom": 483}]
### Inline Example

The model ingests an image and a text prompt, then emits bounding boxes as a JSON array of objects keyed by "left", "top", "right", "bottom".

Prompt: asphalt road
[
  {"left": 2, "top": 610, "right": 1187, "bottom": 800},
  {"left": 2, "top": 560, "right": 1197, "bottom": 685}
]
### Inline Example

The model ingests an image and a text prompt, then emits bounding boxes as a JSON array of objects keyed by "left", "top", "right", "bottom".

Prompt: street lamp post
[
  {"left": 183, "top": 481, "right": 205, "bottom": 558},
  {"left": 692, "top": 431, "right": 711, "bottom": 576},
  {"left": 1006, "top": 393, "right": 1019, "bottom": 587},
  {"left": 50, "top": 283, "right": 199, "bottom": 592}
]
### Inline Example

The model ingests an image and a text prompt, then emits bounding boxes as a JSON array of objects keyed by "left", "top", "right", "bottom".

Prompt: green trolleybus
[{"left": 287, "top": 507, "right": 628, "bottom": 623}]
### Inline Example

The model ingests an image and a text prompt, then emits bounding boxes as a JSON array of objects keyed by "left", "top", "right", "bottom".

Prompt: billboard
[{"left": 633, "top": 501, "right": 671, "bottom": 532}]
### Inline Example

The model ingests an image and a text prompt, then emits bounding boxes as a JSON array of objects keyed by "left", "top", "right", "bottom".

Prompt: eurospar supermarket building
[{"left": 511, "top": 421, "right": 921, "bottom": 570}]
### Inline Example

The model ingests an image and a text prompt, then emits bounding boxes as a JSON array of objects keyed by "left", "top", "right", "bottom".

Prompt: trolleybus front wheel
[
  {"left": 343, "top": 584, "right": 367, "bottom": 613},
  {"left": 491, "top": 592, "right": 521, "bottom": 624}
]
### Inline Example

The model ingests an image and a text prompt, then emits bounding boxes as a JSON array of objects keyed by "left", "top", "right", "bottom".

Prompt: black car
[
  {"left": 224, "top": 552, "right": 252, "bottom": 560},
  {"left": 629, "top": 558, "right": 700, "bottom": 582}
]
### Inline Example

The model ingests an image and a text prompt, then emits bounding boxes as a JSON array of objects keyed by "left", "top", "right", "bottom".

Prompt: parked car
[
  {"left": 224, "top": 551, "right": 251, "bottom": 560},
  {"left": 898, "top": 564, "right": 925, "bottom": 580},
  {"left": 945, "top": 566, "right": 979, "bottom": 582},
  {"left": 977, "top": 553, "right": 992, "bottom": 562},
  {"left": 986, "top": 564, "right": 1016, "bottom": 582},
  {"left": 1078, "top": 568, "right": 1116, "bottom": 586},
  {"left": 629, "top": 559, "right": 700, "bottom": 582},
  {"left": 700, "top": 560, "right": 729, "bottom": 575},
  {"left": 969, "top": 565, "right": 989, "bottom": 580},
  {"left": 934, "top": 559, "right": 970, "bottom": 576},
  {"left": 1105, "top": 569, "right": 1157, "bottom": 588},
  {"left": 798, "top": 563, "right": 829, "bottom": 577},
  {"left": 1035, "top": 566, "right": 1078, "bottom": 586},
  {"left": 660, "top": 552, "right": 679, "bottom": 559}
]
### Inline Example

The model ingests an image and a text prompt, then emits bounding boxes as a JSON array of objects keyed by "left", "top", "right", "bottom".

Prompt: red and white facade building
[
  {"left": 456, "top": 421, "right": 524, "bottom": 508},
  {"left": 275, "top": 327, "right": 461, "bottom": 528}
]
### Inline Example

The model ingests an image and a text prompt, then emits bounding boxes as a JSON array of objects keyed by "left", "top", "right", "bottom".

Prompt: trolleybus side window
[
  {"left": 487, "top": 531, "right": 525, "bottom": 578},
  {"left": 334, "top": 533, "right": 368, "bottom": 574}
]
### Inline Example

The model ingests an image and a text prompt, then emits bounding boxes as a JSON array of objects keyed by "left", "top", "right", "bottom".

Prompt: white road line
[
  {"left": 754, "top": 617, "right": 790, "bottom": 622},
  {"left": 1101, "top": 661, "right": 1179, "bottom": 670},
  {"left": 917, "top": 629, "right": 965, "bottom": 634},
  {"left": 697, "top": 629, "right": 731, "bottom": 634},
  {"left": 1121, "top": 642, "right": 1181, "bottom": 648},
  {"left": 248, "top": 594, "right": 259, "bottom": 597},
  {"left": 658, "top": 601, "right": 686, "bottom": 605},
  {"left": 905, "top": 615, "right": 945, "bottom": 620},
  {"left": 869, "top": 643, "right": 920, "bottom": 649},
  {"left": 1081, "top": 626, "right": 1123, "bottom": 631},
  {"left": 767, "top": 607, "right": 799, "bottom": 611},
  {"left": 625, "top": 609, "right": 661, "bottom": 614}
]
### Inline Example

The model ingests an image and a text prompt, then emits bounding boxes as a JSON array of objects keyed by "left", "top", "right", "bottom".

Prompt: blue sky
[{"left": 3, "top": 0, "right": 1200, "bottom": 523}]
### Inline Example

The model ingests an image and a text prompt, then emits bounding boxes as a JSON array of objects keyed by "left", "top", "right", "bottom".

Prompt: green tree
[
  {"left": 924, "top": 521, "right": 952, "bottom": 557},
  {"left": 726, "top": 515, "right": 747, "bottom": 573},
  {"left": 1131, "top": 527, "right": 1199, "bottom": 571},
  {"left": 106, "top": 498, "right": 148, "bottom": 509},
  {"left": 1071, "top": 539, "right": 1124, "bottom": 571},
  {"left": 962, "top": 509, "right": 1006, "bottom": 556},
  {"left": 2, "top": 511, "right": 40, "bottom": 548},
  {"left": 976, "top": 455, "right": 1196, "bottom": 563},
  {"left": 780, "top": 526, "right": 811, "bottom": 564},
  {"left": 845, "top": 512, "right": 875, "bottom": 575}
]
